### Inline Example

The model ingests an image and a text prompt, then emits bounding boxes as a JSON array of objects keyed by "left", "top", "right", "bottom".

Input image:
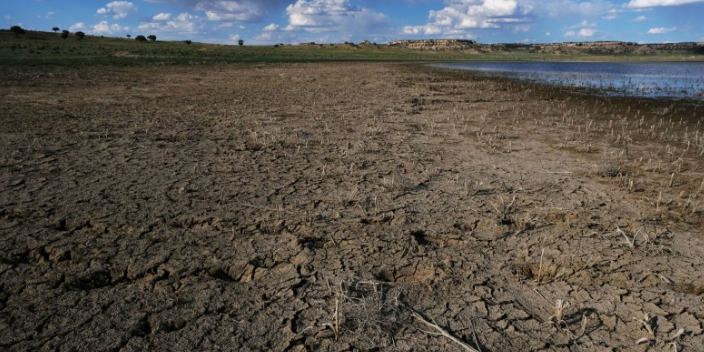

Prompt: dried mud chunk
[
  {"left": 510, "top": 262, "right": 558, "bottom": 282},
  {"left": 395, "top": 265, "right": 435, "bottom": 282},
  {"left": 258, "top": 263, "right": 300, "bottom": 289},
  {"left": 65, "top": 269, "right": 112, "bottom": 290},
  {"left": 290, "top": 248, "right": 313, "bottom": 266},
  {"left": 374, "top": 268, "right": 394, "bottom": 282},
  {"left": 47, "top": 247, "right": 72, "bottom": 262},
  {"left": 674, "top": 312, "right": 703, "bottom": 335},
  {"left": 673, "top": 282, "right": 704, "bottom": 295},
  {"left": 229, "top": 263, "right": 255, "bottom": 283},
  {"left": 410, "top": 230, "right": 430, "bottom": 246}
]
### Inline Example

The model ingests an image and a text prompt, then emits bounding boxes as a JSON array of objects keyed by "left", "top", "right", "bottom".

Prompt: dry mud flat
[{"left": 1, "top": 62, "right": 703, "bottom": 351}]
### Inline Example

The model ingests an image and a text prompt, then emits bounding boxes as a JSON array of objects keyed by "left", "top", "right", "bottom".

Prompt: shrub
[
  {"left": 238, "top": 39, "right": 244, "bottom": 47},
  {"left": 61, "top": 30, "right": 69, "bottom": 40},
  {"left": 76, "top": 31, "right": 85, "bottom": 40},
  {"left": 184, "top": 40, "right": 192, "bottom": 45},
  {"left": 148, "top": 35, "right": 156, "bottom": 42},
  {"left": 135, "top": 35, "right": 147, "bottom": 42},
  {"left": 10, "top": 25, "right": 26, "bottom": 37}
]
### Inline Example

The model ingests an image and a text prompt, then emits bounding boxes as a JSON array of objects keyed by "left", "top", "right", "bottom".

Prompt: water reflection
[{"left": 435, "top": 62, "right": 704, "bottom": 100}]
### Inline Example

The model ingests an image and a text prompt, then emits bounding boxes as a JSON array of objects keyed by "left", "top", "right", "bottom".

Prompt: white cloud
[
  {"left": 138, "top": 12, "right": 202, "bottom": 34},
  {"left": 602, "top": 9, "right": 618, "bottom": 20},
  {"left": 195, "top": 0, "right": 284, "bottom": 22},
  {"left": 428, "top": 0, "right": 528, "bottom": 29},
  {"left": 263, "top": 23, "right": 279, "bottom": 31},
  {"left": 628, "top": 0, "right": 704, "bottom": 8},
  {"left": 572, "top": 20, "right": 596, "bottom": 28},
  {"left": 403, "top": 0, "right": 532, "bottom": 39},
  {"left": 285, "top": 0, "right": 388, "bottom": 33},
  {"left": 545, "top": 31, "right": 552, "bottom": 36},
  {"left": 634, "top": 15, "right": 647, "bottom": 21},
  {"left": 647, "top": 26, "right": 676, "bottom": 34},
  {"left": 97, "top": 1, "right": 138, "bottom": 19},
  {"left": 93, "top": 20, "right": 124, "bottom": 33},
  {"left": 403, "top": 25, "right": 442, "bottom": 35},
  {"left": 39, "top": 11, "right": 56, "bottom": 19},
  {"left": 565, "top": 28, "right": 597, "bottom": 37},
  {"left": 70, "top": 21, "right": 125, "bottom": 34},
  {"left": 526, "top": 0, "right": 616, "bottom": 19},
  {"left": 69, "top": 22, "right": 88, "bottom": 32},
  {"left": 153, "top": 13, "right": 172, "bottom": 21}
]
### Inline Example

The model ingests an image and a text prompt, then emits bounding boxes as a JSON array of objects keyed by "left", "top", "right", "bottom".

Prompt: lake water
[{"left": 434, "top": 62, "right": 704, "bottom": 100}]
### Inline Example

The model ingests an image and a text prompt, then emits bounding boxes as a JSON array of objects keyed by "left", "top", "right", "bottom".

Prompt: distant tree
[
  {"left": 135, "top": 35, "right": 147, "bottom": 42},
  {"left": 238, "top": 39, "right": 244, "bottom": 47},
  {"left": 10, "top": 25, "right": 26, "bottom": 37},
  {"left": 126, "top": 34, "right": 131, "bottom": 38},
  {"left": 75, "top": 31, "right": 85, "bottom": 40},
  {"left": 61, "top": 30, "right": 69, "bottom": 40},
  {"left": 147, "top": 35, "right": 156, "bottom": 42},
  {"left": 184, "top": 40, "right": 192, "bottom": 45},
  {"left": 52, "top": 26, "right": 60, "bottom": 33}
]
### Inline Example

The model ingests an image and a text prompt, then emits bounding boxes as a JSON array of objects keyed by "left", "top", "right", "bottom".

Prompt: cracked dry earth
[{"left": 1, "top": 62, "right": 704, "bottom": 351}]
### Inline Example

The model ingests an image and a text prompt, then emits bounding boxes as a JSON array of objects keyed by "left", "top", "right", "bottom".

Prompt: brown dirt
[{"left": 1, "top": 62, "right": 703, "bottom": 351}]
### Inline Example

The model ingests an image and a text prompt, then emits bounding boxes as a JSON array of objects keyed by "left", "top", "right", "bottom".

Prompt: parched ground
[{"left": 1, "top": 62, "right": 703, "bottom": 351}]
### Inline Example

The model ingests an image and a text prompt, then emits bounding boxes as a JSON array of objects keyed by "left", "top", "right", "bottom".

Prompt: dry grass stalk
[
  {"left": 407, "top": 306, "right": 480, "bottom": 352},
  {"left": 635, "top": 313, "right": 655, "bottom": 337},
  {"left": 552, "top": 299, "right": 568, "bottom": 323},
  {"left": 536, "top": 249, "right": 545, "bottom": 283},
  {"left": 616, "top": 227, "right": 635, "bottom": 248}
]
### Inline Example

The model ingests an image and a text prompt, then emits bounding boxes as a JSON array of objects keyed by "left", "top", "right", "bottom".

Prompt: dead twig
[{"left": 406, "top": 305, "right": 480, "bottom": 352}]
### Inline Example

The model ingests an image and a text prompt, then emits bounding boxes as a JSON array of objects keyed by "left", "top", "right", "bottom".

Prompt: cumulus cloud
[
  {"left": 565, "top": 28, "right": 597, "bottom": 38},
  {"left": 429, "top": 0, "right": 529, "bottom": 29},
  {"left": 634, "top": 15, "right": 647, "bottom": 21},
  {"left": 39, "top": 11, "right": 56, "bottom": 20},
  {"left": 70, "top": 21, "right": 125, "bottom": 34},
  {"left": 602, "top": 9, "right": 618, "bottom": 20},
  {"left": 403, "top": 25, "right": 442, "bottom": 35},
  {"left": 68, "top": 22, "right": 88, "bottom": 32},
  {"left": 647, "top": 26, "right": 676, "bottom": 33},
  {"left": 194, "top": 0, "right": 286, "bottom": 22},
  {"left": 139, "top": 12, "right": 202, "bottom": 34},
  {"left": 572, "top": 20, "right": 596, "bottom": 28},
  {"left": 403, "top": 0, "right": 532, "bottom": 38},
  {"left": 525, "top": 0, "right": 616, "bottom": 19},
  {"left": 263, "top": 23, "right": 279, "bottom": 31},
  {"left": 627, "top": 0, "right": 704, "bottom": 8},
  {"left": 153, "top": 13, "right": 172, "bottom": 21},
  {"left": 96, "top": 1, "right": 138, "bottom": 19},
  {"left": 284, "top": 0, "right": 388, "bottom": 33}
]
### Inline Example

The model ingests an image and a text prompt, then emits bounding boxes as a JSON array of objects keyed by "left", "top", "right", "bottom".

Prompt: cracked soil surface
[{"left": 1, "top": 62, "right": 704, "bottom": 351}]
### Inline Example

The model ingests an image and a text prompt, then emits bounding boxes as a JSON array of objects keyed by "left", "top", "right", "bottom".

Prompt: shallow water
[{"left": 435, "top": 61, "right": 704, "bottom": 100}]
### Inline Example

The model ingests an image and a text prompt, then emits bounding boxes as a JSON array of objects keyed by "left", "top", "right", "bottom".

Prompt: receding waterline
[{"left": 434, "top": 62, "right": 704, "bottom": 100}]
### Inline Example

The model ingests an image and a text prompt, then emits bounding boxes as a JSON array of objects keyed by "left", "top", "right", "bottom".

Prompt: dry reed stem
[
  {"left": 536, "top": 249, "right": 545, "bottom": 283},
  {"left": 407, "top": 306, "right": 480, "bottom": 352}
]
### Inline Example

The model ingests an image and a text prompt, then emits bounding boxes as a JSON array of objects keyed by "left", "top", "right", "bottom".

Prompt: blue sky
[{"left": 3, "top": 0, "right": 704, "bottom": 45}]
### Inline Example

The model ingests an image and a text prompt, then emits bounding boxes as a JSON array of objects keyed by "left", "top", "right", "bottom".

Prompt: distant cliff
[
  {"left": 387, "top": 39, "right": 704, "bottom": 55},
  {"left": 387, "top": 39, "right": 476, "bottom": 51}
]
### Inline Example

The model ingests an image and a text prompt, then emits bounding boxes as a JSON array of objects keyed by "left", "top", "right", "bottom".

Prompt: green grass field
[{"left": 1, "top": 30, "right": 702, "bottom": 67}]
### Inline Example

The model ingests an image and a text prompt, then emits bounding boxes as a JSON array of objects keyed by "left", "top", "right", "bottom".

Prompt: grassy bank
[{"left": 2, "top": 30, "right": 703, "bottom": 67}]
